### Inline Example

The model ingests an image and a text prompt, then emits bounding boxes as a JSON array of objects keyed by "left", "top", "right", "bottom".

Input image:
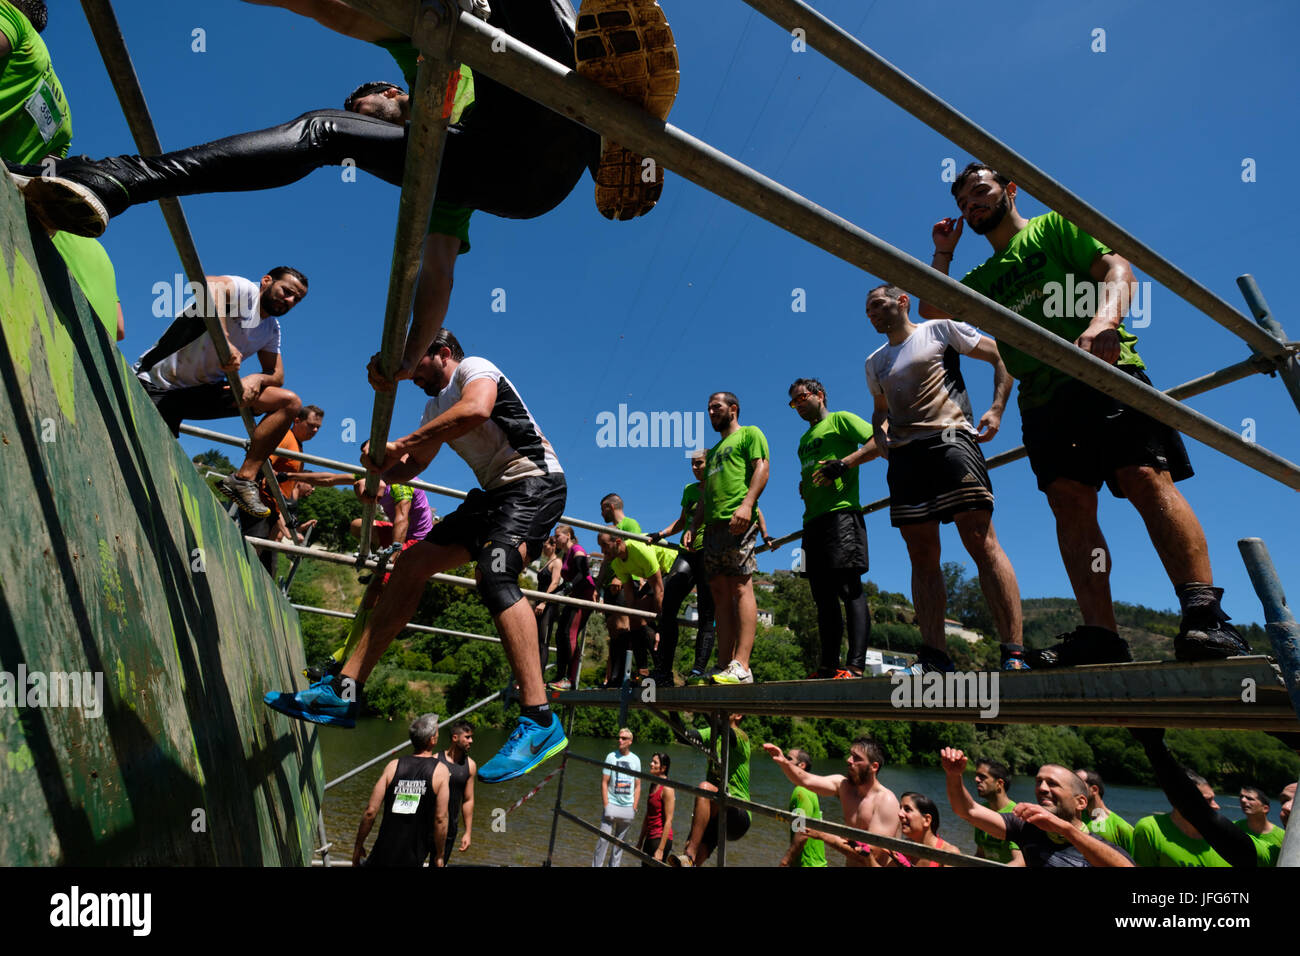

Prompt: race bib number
[
  {"left": 24, "top": 79, "right": 63, "bottom": 144},
  {"left": 393, "top": 792, "right": 421, "bottom": 814}
]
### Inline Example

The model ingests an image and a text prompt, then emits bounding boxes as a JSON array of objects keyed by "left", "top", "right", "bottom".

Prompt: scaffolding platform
[{"left": 556, "top": 656, "right": 1294, "bottom": 732}]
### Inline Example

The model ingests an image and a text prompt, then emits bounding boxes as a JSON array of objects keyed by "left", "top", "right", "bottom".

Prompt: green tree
[{"left": 296, "top": 486, "right": 363, "bottom": 551}]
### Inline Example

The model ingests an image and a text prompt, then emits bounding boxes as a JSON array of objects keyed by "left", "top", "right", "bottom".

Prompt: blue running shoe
[
  {"left": 478, "top": 715, "right": 567, "bottom": 784},
  {"left": 263, "top": 675, "right": 358, "bottom": 728}
]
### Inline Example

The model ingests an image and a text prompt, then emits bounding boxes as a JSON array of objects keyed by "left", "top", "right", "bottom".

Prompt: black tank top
[
  {"left": 436, "top": 750, "right": 471, "bottom": 828},
  {"left": 366, "top": 755, "right": 440, "bottom": 866},
  {"left": 538, "top": 564, "right": 554, "bottom": 594}
]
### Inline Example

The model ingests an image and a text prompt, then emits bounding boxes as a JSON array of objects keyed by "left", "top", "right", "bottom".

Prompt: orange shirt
[{"left": 271, "top": 430, "right": 303, "bottom": 499}]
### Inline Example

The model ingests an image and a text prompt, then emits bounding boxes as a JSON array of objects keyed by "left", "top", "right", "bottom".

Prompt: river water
[{"left": 317, "top": 719, "right": 1266, "bottom": 867}]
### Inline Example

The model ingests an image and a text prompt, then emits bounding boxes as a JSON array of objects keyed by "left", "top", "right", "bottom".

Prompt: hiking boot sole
[
  {"left": 575, "top": 0, "right": 679, "bottom": 220},
  {"left": 9, "top": 172, "right": 109, "bottom": 238}
]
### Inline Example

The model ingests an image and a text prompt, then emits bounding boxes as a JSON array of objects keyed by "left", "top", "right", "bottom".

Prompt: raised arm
[
  {"left": 761, "top": 743, "right": 843, "bottom": 798},
  {"left": 939, "top": 748, "right": 1010, "bottom": 840},
  {"left": 918, "top": 216, "right": 963, "bottom": 319},
  {"left": 239, "top": 0, "right": 402, "bottom": 42}
]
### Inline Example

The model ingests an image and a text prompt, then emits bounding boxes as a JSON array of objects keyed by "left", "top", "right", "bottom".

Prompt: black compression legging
[
  {"left": 536, "top": 603, "right": 558, "bottom": 674},
  {"left": 554, "top": 603, "right": 591, "bottom": 686},
  {"left": 657, "top": 554, "right": 716, "bottom": 674},
  {"left": 808, "top": 568, "right": 870, "bottom": 672},
  {"left": 93, "top": 0, "right": 598, "bottom": 221}
]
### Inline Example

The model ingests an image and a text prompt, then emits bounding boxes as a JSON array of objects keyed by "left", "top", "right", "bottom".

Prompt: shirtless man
[{"left": 763, "top": 736, "right": 900, "bottom": 866}]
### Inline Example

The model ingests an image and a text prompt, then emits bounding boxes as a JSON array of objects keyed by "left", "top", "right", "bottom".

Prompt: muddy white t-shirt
[
  {"left": 865, "top": 319, "right": 981, "bottom": 447},
  {"left": 136, "top": 276, "right": 280, "bottom": 390}
]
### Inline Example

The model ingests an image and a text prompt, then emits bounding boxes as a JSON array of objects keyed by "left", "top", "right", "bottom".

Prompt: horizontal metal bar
[
  {"left": 247, "top": 536, "right": 672, "bottom": 622},
  {"left": 557, "top": 657, "right": 1296, "bottom": 731},
  {"left": 179, "top": 423, "right": 671, "bottom": 547},
  {"left": 291, "top": 602, "right": 518, "bottom": 648},
  {"left": 422, "top": 11, "right": 1300, "bottom": 490},
  {"left": 324, "top": 690, "right": 501, "bottom": 791},
  {"left": 81, "top": 0, "right": 301, "bottom": 544},
  {"left": 740, "top": 0, "right": 1291, "bottom": 363},
  {"left": 563, "top": 752, "right": 995, "bottom": 866}
]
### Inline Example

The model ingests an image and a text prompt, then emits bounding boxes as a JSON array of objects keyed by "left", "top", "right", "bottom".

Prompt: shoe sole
[
  {"left": 574, "top": 0, "right": 679, "bottom": 220},
  {"left": 8, "top": 172, "right": 109, "bottom": 238},
  {"left": 217, "top": 481, "right": 271, "bottom": 518},
  {"left": 479, "top": 734, "right": 568, "bottom": 784}
]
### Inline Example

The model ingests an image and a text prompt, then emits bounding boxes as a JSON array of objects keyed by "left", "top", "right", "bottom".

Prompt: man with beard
[
  {"left": 940, "top": 748, "right": 1133, "bottom": 867},
  {"left": 9, "top": 0, "right": 680, "bottom": 385},
  {"left": 264, "top": 329, "right": 569, "bottom": 785},
  {"left": 436, "top": 719, "right": 476, "bottom": 866},
  {"left": 134, "top": 267, "right": 308, "bottom": 517},
  {"left": 920, "top": 163, "right": 1249, "bottom": 668},
  {"left": 863, "top": 285, "right": 1028, "bottom": 673},
  {"left": 762, "top": 736, "right": 901, "bottom": 867},
  {"left": 972, "top": 758, "right": 1022, "bottom": 864},
  {"left": 692, "top": 391, "right": 769, "bottom": 685}
]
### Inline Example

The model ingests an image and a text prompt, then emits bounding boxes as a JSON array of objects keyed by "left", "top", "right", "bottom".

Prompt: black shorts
[
  {"left": 887, "top": 430, "right": 994, "bottom": 526},
  {"left": 801, "top": 509, "right": 868, "bottom": 576},
  {"left": 1020, "top": 364, "right": 1193, "bottom": 498},
  {"left": 701, "top": 805, "right": 751, "bottom": 855},
  {"left": 427, "top": 473, "right": 566, "bottom": 561},
  {"left": 140, "top": 380, "right": 237, "bottom": 437}
]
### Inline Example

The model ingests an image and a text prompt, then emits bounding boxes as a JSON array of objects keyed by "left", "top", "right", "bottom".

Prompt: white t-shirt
[
  {"left": 603, "top": 751, "right": 641, "bottom": 808},
  {"left": 137, "top": 276, "right": 281, "bottom": 390},
  {"left": 419, "top": 356, "right": 563, "bottom": 490},
  {"left": 865, "top": 319, "right": 982, "bottom": 447}
]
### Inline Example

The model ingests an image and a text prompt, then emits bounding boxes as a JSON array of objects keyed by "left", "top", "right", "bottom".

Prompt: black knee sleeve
[{"left": 476, "top": 543, "right": 525, "bottom": 615}]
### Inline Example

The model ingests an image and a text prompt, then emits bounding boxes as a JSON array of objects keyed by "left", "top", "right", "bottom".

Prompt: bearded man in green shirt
[{"left": 921, "top": 163, "right": 1249, "bottom": 668}]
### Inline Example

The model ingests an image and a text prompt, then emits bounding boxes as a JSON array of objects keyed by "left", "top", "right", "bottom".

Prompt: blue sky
[{"left": 40, "top": 0, "right": 1300, "bottom": 626}]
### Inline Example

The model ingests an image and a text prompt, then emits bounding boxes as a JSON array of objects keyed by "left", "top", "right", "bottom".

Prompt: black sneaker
[
  {"left": 1026, "top": 626, "right": 1131, "bottom": 668},
  {"left": 1175, "top": 611, "right": 1252, "bottom": 661},
  {"left": 6, "top": 156, "right": 122, "bottom": 237},
  {"left": 303, "top": 657, "right": 343, "bottom": 682},
  {"left": 915, "top": 645, "right": 956, "bottom": 674}
]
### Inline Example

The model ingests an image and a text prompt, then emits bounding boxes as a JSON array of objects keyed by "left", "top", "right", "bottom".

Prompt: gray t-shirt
[
  {"left": 603, "top": 751, "right": 641, "bottom": 808},
  {"left": 864, "top": 319, "right": 981, "bottom": 448}
]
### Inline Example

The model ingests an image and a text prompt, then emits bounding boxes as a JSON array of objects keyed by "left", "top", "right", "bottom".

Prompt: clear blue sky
[{"left": 41, "top": 0, "right": 1300, "bottom": 626}]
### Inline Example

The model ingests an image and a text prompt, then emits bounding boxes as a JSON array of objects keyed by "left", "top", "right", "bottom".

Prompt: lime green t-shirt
[
  {"left": 960, "top": 211, "right": 1145, "bottom": 410},
  {"left": 679, "top": 482, "right": 703, "bottom": 551},
  {"left": 51, "top": 232, "right": 119, "bottom": 340},
  {"left": 973, "top": 801, "right": 1019, "bottom": 863},
  {"left": 789, "top": 786, "right": 827, "bottom": 867},
  {"left": 797, "top": 411, "right": 873, "bottom": 523},
  {"left": 610, "top": 539, "right": 673, "bottom": 583},
  {"left": 699, "top": 725, "right": 752, "bottom": 821},
  {"left": 376, "top": 39, "right": 474, "bottom": 254},
  {"left": 702, "top": 426, "right": 769, "bottom": 525},
  {"left": 1132, "top": 813, "right": 1271, "bottom": 867},
  {"left": 1085, "top": 809, "right": 1134, "bottom": 855},
  {"left": 0, "top": 1, "right": 72, "bottom": 164},
  {"left": 1235, "top": 819, "right": 1284, "bottom": 865}
]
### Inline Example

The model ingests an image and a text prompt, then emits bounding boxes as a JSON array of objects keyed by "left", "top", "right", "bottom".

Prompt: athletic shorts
[
  {"left": 887, "top": 429, "right": 994, "bottom": 527},
  {"left": 801, "top": 509, "right": 868, "bottom": 575},
  {"left": 373, "top": 521, "right": 396, "bottom": 548},
  {"left": 701, "top": 519, "right": 758, "bottom": 578},
  {"left": 427, "top": 473, "right": 566, "bottom": 561},
  {"left": 701, "top": 805, "right": 751, "bottom": 854},
  {"left": 140, "top": 380, "right": 238, "bottom": 437},
  {"left": 1020, "top": 364, "right": 1193, "bottom": 497}
]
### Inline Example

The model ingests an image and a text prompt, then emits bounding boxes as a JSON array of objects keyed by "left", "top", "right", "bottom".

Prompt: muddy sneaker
[
  {"left": 1026, "top": 626, "right": 1131, "bottom": 668},
  {"left": 6, "top": 156, "right": 123, "bottom": 237},
  {"left": 574, "top": 0, "right": 679, "bottom": 220},
  {"left": 218, "top": 473, "right": 270, "bottom": 517},
  {"left": 546, "top": 677, "right": 573, "bottom": 692},
  {"left": 1174, "top": 585, "right": 1251, "bottom": 660}
]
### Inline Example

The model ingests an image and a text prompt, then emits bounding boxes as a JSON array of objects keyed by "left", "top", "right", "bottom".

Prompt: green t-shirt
[
  {"left": 376, "top": 40, "right": 474, "bottom": 254},
  {"left": 0, "top": 0, "right": 72, "bottom": 164},
  {"left": 699, "top": 725, "right": 752, "bottom": 821},
  {"left": 610, "top": 539, "right": 672, "bottom": 583},
  {"left": 1085, "top": 809, "right": 1134, "bottom": 854},
  {"left": 1235, "top": 819, "right": 1285, "bottom": 865},
  {"left": 960, "top": 211, "right": 1145, "bottom": 410},
  {"left": 973, "top": 802, "right": 1019, "bottom": 863},
  {"left": 679, "top": 482, "right": 702, "bottom": 550},
  {"left": 51, "top": 232, "right": 119, "bottom": 340},
  {"left": 796, "top": 411, "right": 873, "bottom": 523},
  {"left": 702, "top": 426, "right": 769, "bottom": 525},
  {"left": 789, "top": 786, "right": 827, "bottom": 867},
  {"left": 1132, "top": 813, "right": 1271, "bottom": 867}
]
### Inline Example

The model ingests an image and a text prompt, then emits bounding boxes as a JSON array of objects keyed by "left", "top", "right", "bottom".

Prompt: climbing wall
[{"left": 0, "top": 180, "right": 323, "bottom": 865}]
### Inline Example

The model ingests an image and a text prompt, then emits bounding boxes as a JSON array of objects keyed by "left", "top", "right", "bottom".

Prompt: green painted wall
[{"left": 0, "top": 181, "right": 322, "bottom": 865}]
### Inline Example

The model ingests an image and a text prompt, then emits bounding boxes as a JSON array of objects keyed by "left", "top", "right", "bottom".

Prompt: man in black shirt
[
  {"left": 940, "top": 748, "right": 1132, "bottom": 867},
  {"left": 436, "top": 719, "right": 477, "bottom": 866},
  {"left": 354, "top": 714, "right": 450, "bottom": 866}
]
